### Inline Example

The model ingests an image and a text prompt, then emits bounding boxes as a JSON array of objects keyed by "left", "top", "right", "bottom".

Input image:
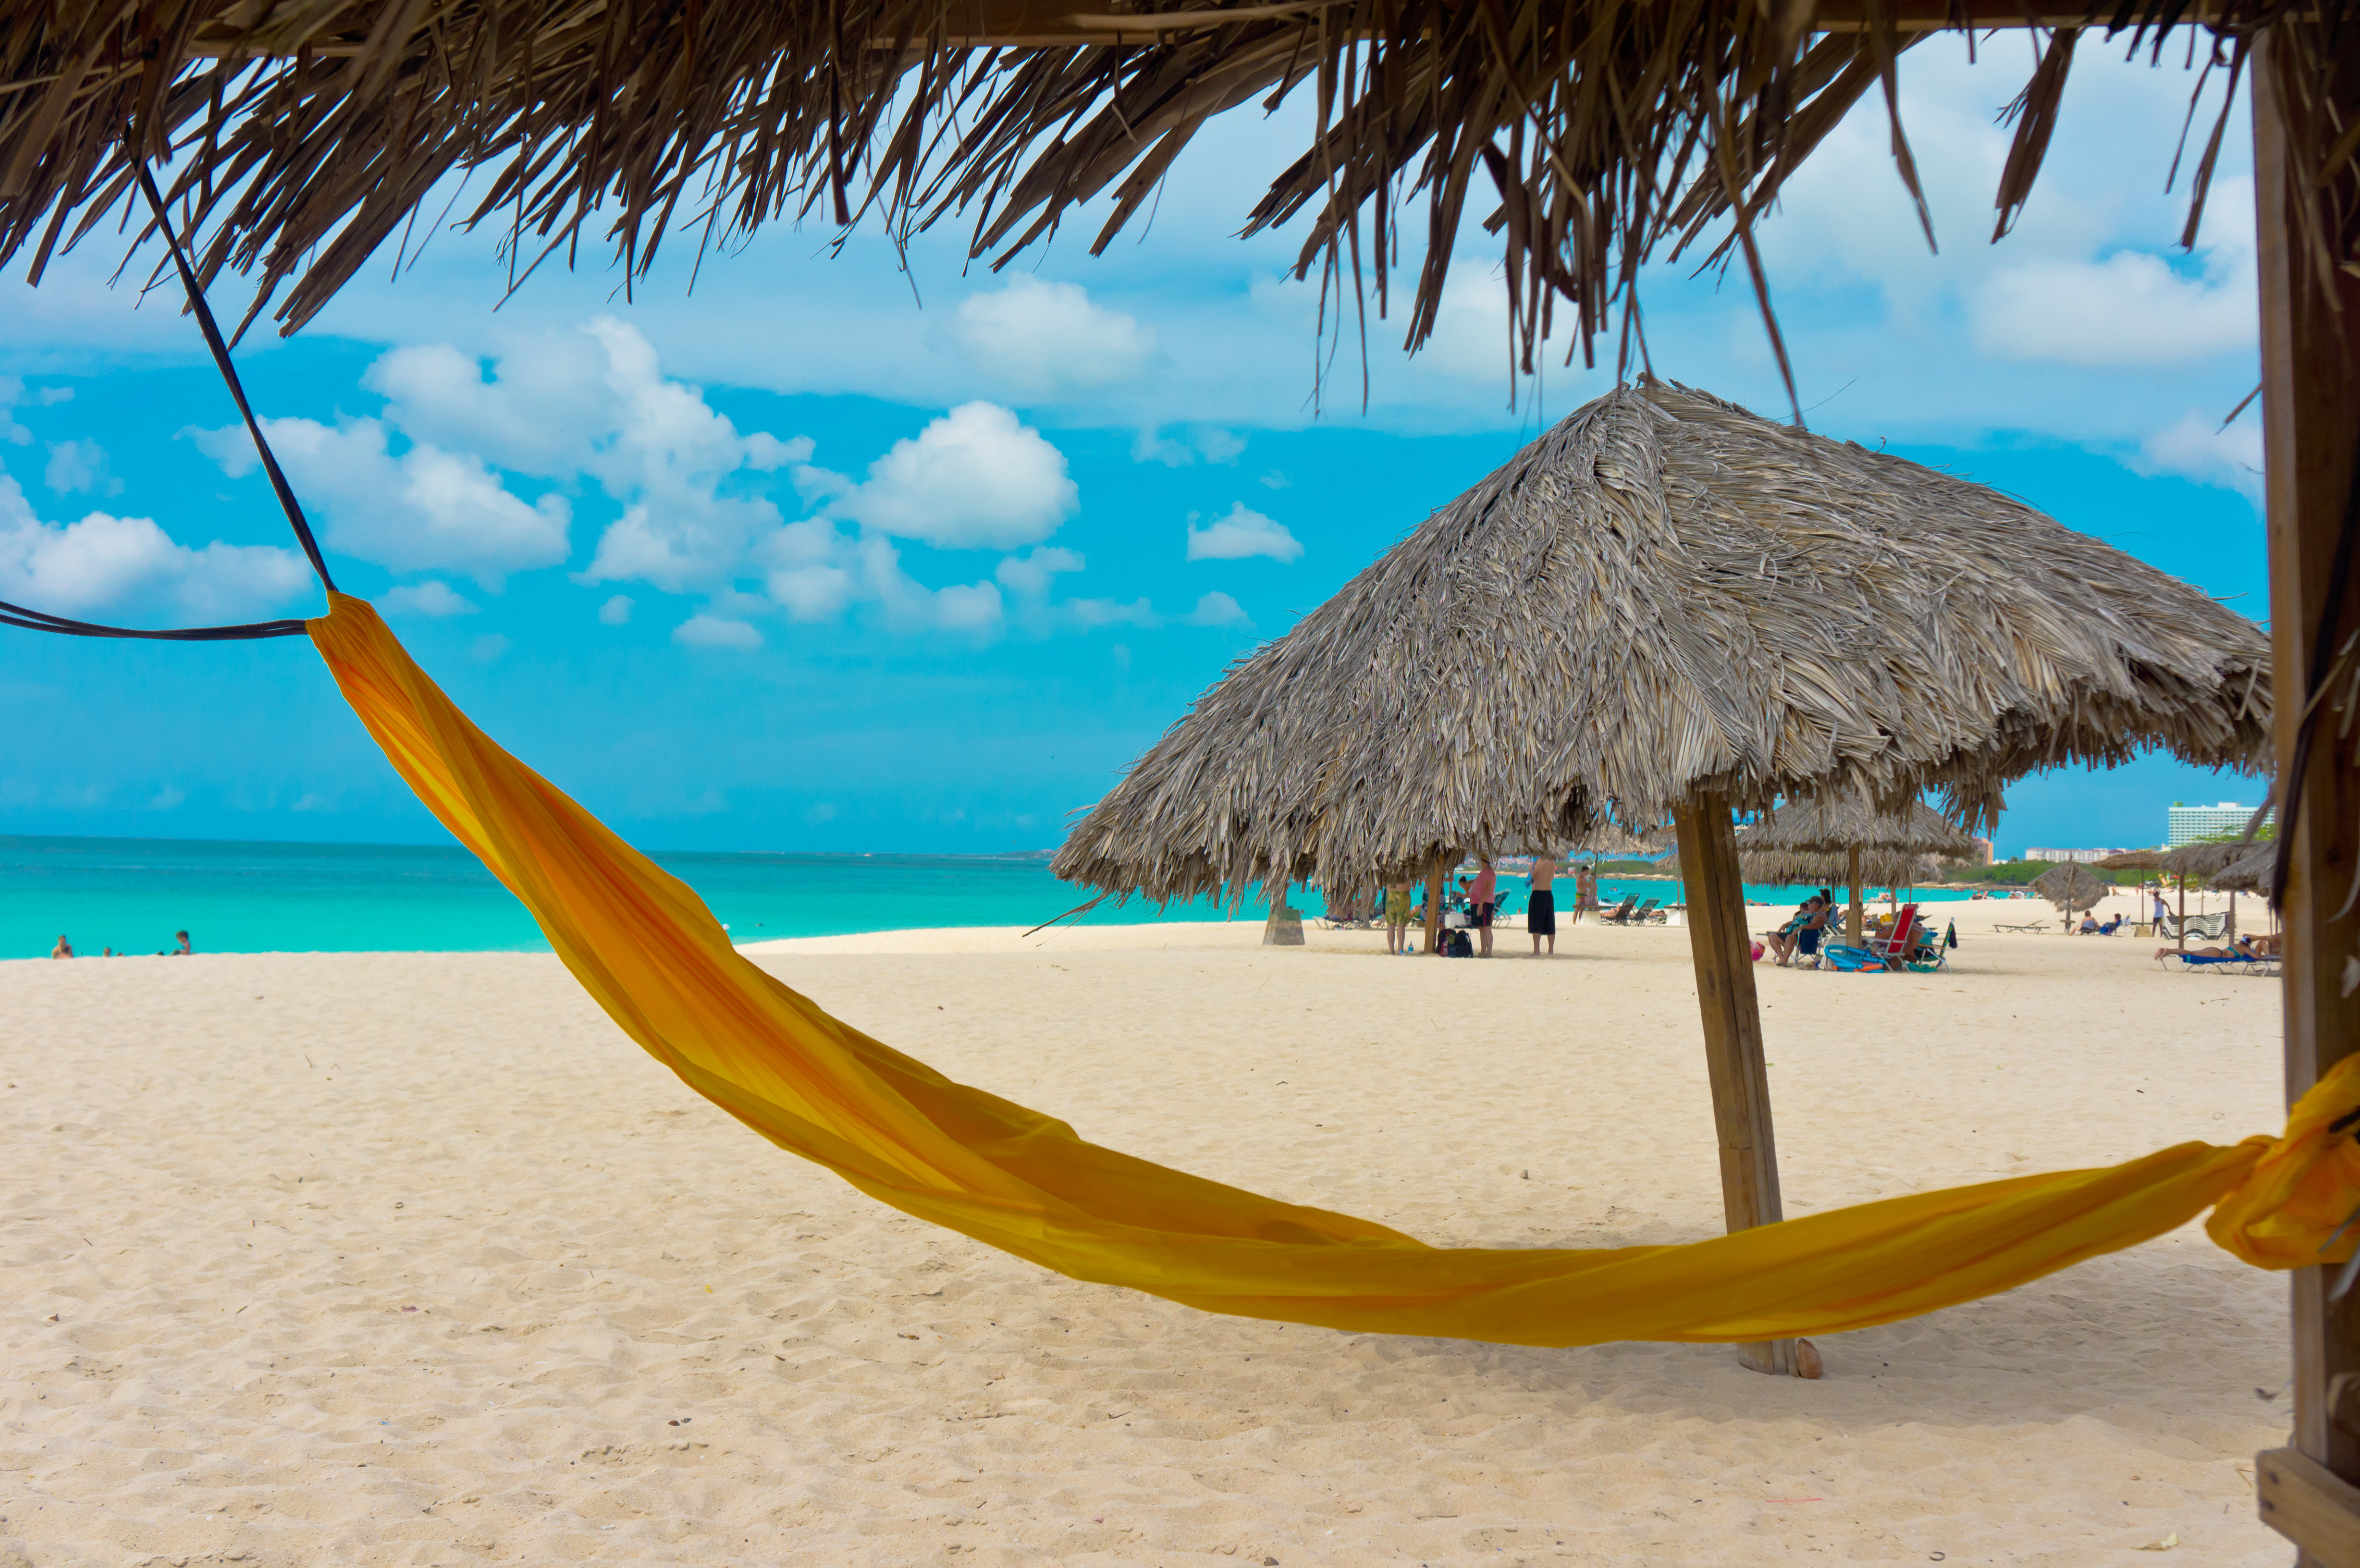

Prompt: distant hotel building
[
  {"left": 2167, "top": 801, "right": 2267, "bottom": 846},
  {"left": 2024, "top": 846, "right": 2129, "bottom": 864}
]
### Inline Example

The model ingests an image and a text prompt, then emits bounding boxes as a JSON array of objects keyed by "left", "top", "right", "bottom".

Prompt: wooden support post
[
  {"left": 1672, "top": 791, "right": 1812, "bottom": 1377},
  {"left": 1846, "top": 846, "right": 1864, "bottom": 946},
  {"left": 1423, "top": 867, "right": 1445, "bottom": 955},
  {"left": 2257, "top": 30, "right": 2360, "bottom": 1558}
]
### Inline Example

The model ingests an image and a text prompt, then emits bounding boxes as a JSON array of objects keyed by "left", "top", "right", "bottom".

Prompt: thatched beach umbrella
[
  {"left": 2212, "top": 843, "right": 2278, "bottom": 898},
  {"left": 1734, "top": 795, "right": 1973, "bottom": 943},
  {"left": 1735, "top": 847, "right": 1941, "bottom": 918},
  {"left": 2033, "top": 863, "right": 2112, "bottom": 931},
  {"left": 1056, "top": 380, "right": 2269, "bottom": 1375}
]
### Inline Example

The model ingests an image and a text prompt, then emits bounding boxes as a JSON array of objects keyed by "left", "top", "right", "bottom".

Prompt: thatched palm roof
[
  {"left": 2032, "top": 862, "right": 2110, "bottom": 914},
  {"left": 1, "top": 1, "right": 2349, "bottom": 379},
  {"left": 1053, "top": 380, "right": 2270, "bottom": 904},
  {"left": 1736, "top": 848, "right": 1939, "bottom": 890},
  {"left": 2211, "top": 842, "right": 2277, "bottom": 894},
  {"left": 1735, "top": 795, "right": 1973, "bottom": 858},
  {"left": 2097, "top": 841, "right": 2251, "bottom": 877}
]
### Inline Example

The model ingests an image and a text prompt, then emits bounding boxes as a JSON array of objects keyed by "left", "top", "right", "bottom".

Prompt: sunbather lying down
[{"left": 2156, "top": 934, "right": 2278, "bottom": 962}]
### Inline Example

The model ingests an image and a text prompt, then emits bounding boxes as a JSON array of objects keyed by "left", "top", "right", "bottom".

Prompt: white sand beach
[{"left": 1, "top": 898, "right": 2290, "bottom": 1565}]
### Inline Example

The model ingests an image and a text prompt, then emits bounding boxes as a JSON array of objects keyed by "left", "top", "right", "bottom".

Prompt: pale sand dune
[{"left": 0, "top": 907, "right": 2289, "bottom": 1566}]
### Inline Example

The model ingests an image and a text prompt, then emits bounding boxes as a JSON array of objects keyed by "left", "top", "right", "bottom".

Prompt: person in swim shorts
[{"left": 1526, "top": 851, "right": 1559, "bottom": 955}]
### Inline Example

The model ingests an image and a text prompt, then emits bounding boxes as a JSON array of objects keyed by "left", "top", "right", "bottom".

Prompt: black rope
[
  {"left": 0, "top": 158, "right": 337, "bottom": 645},
  {"left": 133, "top": 162, "right": 336, "bottom": 595},
  {"left": 0, "top": 600, "right": 308, "bottom": 640}
]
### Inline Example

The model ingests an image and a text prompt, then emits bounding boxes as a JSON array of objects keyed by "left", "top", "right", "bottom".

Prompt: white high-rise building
[{"left": 2167, "top": 801, "right": 2266, "bottom": 846}]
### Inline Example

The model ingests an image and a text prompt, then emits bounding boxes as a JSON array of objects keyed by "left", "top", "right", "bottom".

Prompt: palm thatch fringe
[
  {"left": 0, "top": 1, "right": 2352, "bottom": 388},
  {"left": 1053, "top": 380, "right": 2270, "bottom": 907}
]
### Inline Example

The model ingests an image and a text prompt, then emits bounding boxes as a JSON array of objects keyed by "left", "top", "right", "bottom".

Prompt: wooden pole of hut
[
  {"left": 1671, "top": 790, "right": 1814, "bottom": 1378},
  {"left": 1422, "top": 866, "right": 1445, "bottom": 956},
  {"left": 1846, "top": 846, "right": 1864, "bottom": 945},
  {"left": 2253, "top": 30, "right": 2360, "bottom": 1547}
]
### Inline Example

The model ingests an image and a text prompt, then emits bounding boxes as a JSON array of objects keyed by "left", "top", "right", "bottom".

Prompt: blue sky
[{"left": 0, "top": 39, "right": 2270, "bottom": 858}]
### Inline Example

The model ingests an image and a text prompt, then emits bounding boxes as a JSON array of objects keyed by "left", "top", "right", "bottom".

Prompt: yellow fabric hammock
[{"left": 309, "top": 592, "right": 2360, "bottom": 1347}]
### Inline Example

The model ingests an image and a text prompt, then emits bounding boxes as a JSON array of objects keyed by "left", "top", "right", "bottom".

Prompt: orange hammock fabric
[{"left": 308, "top": 592, "right": 2360, "bottom": 1346}]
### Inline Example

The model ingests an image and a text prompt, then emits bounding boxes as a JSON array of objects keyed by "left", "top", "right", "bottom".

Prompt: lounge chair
[
  {"left": 1819, "top": 943, "right": 1884, "bottom": 972},
  {"left": 1992, "top": 917, "right": 2051, "bottom": 933},
  {"left": 2159, "top": 944, "right": 2280, "bottom": 977},
  {"left": 1595, "top": 894, "right": 1638, "bottom": 925},
  {"left": 1606, "top": 897, "right": 1659, "bottom": 926},
  {"left": 2157, "top": 912, "right": 2229, "bottom": 943}
]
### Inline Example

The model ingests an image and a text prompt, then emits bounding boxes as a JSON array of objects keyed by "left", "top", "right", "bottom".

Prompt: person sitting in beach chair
[{"left": 1759, "top": 897, "right": 1817, "bottom": 965}]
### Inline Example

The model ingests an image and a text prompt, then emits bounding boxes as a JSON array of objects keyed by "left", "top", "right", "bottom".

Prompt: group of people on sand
[
  {"left": 1758, "top": 891, "right": 1840, "bottom": 967},
  {"left": 52, "top": 931, "right": 191, "bottom": 959},
  {"left": 1378, "top": 851, "right": 1606, "bottom": 957}
]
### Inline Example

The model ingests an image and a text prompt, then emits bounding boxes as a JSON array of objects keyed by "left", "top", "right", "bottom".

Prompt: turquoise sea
[{"left": 0, "top": 835, "right": 1981, "bottom": 960}]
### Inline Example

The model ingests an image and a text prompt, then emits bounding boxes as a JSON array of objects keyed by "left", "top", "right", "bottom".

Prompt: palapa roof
[
  {"left": 2, "top": 1, "right": 2352, "bottom": 380},
  {"left": 1053, "top": 380, "right": 2271, "bottom": 904},
  {"left": 2096, "top": 841, "right": 2253, "bottom": 876},
  {"left": 1736, "top": 848, "right": 1941, "bottom": 890},
  {"left": 2032, "top": 861, "right": 2111, "bottom": 913},
  {"left": 1735, "top": 795, "right": 1973, "bottom": 858},
  {"left": 2210, "top": 842, "right": 2277, "bottom": 894}
]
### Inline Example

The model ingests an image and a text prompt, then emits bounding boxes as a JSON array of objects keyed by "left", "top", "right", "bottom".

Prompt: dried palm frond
[
  {"left": 0, "top": 0, "right": 2348, "bottom": 401},
  {"left": 1053, "top": 380, "right": 2271, "bottom": 905}
]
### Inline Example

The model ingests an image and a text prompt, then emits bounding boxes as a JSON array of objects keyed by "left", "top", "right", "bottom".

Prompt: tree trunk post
[
  {"left": 1671, "top": 790, "right": 1811, "bottom": 1377},
  {"left": 1847, "top": 846, "right": 1863, "bottom": 945},
  {"left": 2255, "top": 30, "right": 2360, "bottom": 1560},
  {"left": 1423, "top": 867, "right": 1445, "bottom": 955}
]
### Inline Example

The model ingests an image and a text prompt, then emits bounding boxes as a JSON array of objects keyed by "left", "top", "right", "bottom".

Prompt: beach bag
[
  {"left": 1750, "top": 940, "right": 1766, "bottom": 962},
  {"left": 1446, "top": 930, "right": 1474, "bottom": 957}
]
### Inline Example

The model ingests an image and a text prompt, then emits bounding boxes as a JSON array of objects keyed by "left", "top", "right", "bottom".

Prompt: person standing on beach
[
  {"left": 1526, "top": 852, "right": 1559, "bottom": 956},
  {"left": 50, "top": 935, "right": 73, "bottom": 959},
  {"left": 1471, "top": 858, "right": 1498, "bottom": 957},
  {"left": 1383, "top": 879, "right": 1415, "bottom": 955},
  {"left": 1575, "top": 862, "right": 1601, "bottom": 921}
]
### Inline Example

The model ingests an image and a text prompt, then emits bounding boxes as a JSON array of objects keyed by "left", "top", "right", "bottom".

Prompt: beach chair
[
  {"left": 1595, "top": 894, "right": 1637, "bottom": 925},
  {"left": 1992, "top": 918, "right": 2050, "bottom": 933},
  {"left": 1904, "top": 920, "right": 1954, "bottom": 973},
  {"left": 1819, "top": 943, "right": 1885, "bottom": 972},
  {"left": 1868, "top": 904, "right": 1919, "bottom": 969},
  {"left": 2156, "top": 912, "right": 2229, "bottom": 943},
  {"left": 2159, "top": 946, "right": 2281, "bottom": 977},
  {"left": 1616, "top": 897, "right": 1660, "bottom": 926}
]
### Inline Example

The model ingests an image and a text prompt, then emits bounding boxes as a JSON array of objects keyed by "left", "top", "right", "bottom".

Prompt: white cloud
[
  {"left": 2136, "top": 410, "right": 2264, "bottom": 501},
  {"left": 859, "top": 536, "right": 1004, "bottom": 633},
  {"left": 0, "top": 377, "right": 69, "bottom": 446},
  {"left": 0, "top": 473, "right": 310, "bottom": 620},
  {"left": 995, "top": 545, "right": 1087, "bottom": 598},
  {"left": 952, "top": 280, "right": 1157, "bottom": 396},
  {"left": 1186, "top": 502, "right": 1303, "bottom": 563},
  {"left": 830, "top": 403, "right": 1077, "bottom": 550},
  {"left": 44, "top": 439, "right": 119, "bottom": 496},
  {"left": 1972, "top": 190, "right": 2257, "bottom": 368},
  {"left": 196, "top": 416, "right": 571, "bottom": 589},
  {"left": 598, "top": 593, "right": 634, "bottom": 625},
  {"left": 1132, "top": 426, "right": 1247, "bottom": 466},
  {"left": 675, "top": 613, "right": 763, "bottom": 649},
  {"left": 1184, "top": 589, "right": 1250, "bottom": 626},
  {"left": 382, "top": 580, "right": 478, "bottom": 616}
]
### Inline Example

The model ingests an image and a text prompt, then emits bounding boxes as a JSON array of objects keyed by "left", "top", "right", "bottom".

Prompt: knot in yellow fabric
[{"left": 2207, "top": 1052, "right": 2360, "bottom": 1270}]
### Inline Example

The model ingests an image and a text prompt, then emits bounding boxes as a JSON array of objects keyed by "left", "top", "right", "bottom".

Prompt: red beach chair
[{"left": 1871, "top": 904, "right": 1920, "bottom": 969}]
